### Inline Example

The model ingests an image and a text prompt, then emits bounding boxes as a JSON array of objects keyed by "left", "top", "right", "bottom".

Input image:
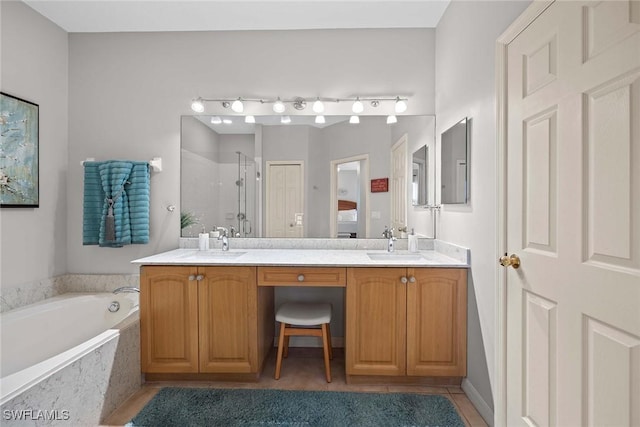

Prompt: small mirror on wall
[
  {"left": 440, "top": 118, "right": 469, "bottom": 204},
  {"left": 411, "top": 145, "right": 428, "bottom": 206}
]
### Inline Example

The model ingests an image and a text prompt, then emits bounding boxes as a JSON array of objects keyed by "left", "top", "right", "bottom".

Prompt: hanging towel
[
  {"left": 82, "top": 162, "right": 104, "bottom": 245},
  {"left": 82, "top": 160, "right": 150, "bottom": 247},
  {"left": 127, "top": 162, "right": 150, "bottom": 244},
  {"left": 99, "top": 161, "right": 133, "bottom": 247}
]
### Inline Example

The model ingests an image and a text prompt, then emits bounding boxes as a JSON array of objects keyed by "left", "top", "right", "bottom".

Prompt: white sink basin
[
  {"left": 184, "top": 250, "right": 247, "bottom": 259},
  {"left": 367, "top": 252, "right": 424, "bottom": 261}
]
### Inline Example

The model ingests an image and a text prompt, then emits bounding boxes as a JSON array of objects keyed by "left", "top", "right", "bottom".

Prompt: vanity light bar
[{"left": 190, "top": 95, "right": 409, "bottom": 114}]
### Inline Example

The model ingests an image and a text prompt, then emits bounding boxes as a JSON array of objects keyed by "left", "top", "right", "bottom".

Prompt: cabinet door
[
  {"left": 198, "top": 266, "right": 258, "bottom": 373},
  {"left": 346, "top": 268, "right": 407, "bottom": 376},
  {"left": 140, "top": 265, "right": 199, "bottom": 373},
  {"left": 406, "top": 268, "right": 467, "bottom": 376}
]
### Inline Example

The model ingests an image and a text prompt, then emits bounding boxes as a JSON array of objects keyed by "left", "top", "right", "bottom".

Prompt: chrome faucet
[
  {"left": 217, "top": 227, "right": 229, "bottom": 251},
  {"left": 382, "top": 226, "right": 397, "bottom": 252},
  {"left": 113, "top": 286, "right": 140, "bottom": 294}
]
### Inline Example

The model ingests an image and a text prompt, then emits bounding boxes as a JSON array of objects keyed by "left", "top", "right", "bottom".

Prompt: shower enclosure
[
  {"left": 181, "top": 147, "right": 257, "bottom": 238},
  {"left": 231, "top": 151, "right": 256, "bottom": 237}
]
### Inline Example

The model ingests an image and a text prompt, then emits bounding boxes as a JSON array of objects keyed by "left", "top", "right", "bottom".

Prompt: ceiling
[{"left": 23, "top": 0, "right": 450, "bottom": 33}]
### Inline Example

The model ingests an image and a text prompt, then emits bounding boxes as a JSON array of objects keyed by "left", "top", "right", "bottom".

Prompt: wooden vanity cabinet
[
  {"left": 140, "top": 265, "right": 199, "bottom": 373},
  {"left": 346, "top": 267, "right": 467, "bottom": 379},
  {"left": 140, "top": 265, "right": 273, "bottom": 376}
]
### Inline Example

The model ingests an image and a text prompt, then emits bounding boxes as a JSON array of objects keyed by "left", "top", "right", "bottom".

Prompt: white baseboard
[
  {"left": 273, "top": 336, "right": 345, "bottom": 348},
  {"left": 461, "top": 378, "right": 494, "bottom": 427}
]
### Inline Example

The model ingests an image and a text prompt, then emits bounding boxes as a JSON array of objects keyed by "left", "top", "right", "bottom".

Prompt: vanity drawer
[{"left": 257, "top": 267, "right": 346, "bottom": 287}]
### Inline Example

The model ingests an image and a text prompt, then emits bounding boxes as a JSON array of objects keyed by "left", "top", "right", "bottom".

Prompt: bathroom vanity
[{"left": 133, "top": 244, "right": 468, "bottom": 385}]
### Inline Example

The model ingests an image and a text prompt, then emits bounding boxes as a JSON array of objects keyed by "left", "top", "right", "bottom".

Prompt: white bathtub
[{"left": 0, "top": 292, "right": 139, "bottom": 406}]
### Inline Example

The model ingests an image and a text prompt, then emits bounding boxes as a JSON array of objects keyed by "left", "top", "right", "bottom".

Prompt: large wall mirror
[
  {"left": 181, "top": 115, "right": 435, "bottom": 238},
  {"left": 440, "top": 117, "right": 469, "bottom": 204}
]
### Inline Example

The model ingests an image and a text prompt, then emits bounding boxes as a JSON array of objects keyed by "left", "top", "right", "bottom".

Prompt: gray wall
[
  {"left": 0, "top": 1, "right": 68, "bottom": 290},
  {"left": 67, "top": 28, "right": 435, "bottom": 273},
  {"left": 435, "top": 1, "right": 531, "bottom": 423}
]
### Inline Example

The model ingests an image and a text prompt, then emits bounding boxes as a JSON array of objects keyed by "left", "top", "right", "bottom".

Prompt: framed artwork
[{"left": 0, "top": 92, "right": 39, "bottom": 207}]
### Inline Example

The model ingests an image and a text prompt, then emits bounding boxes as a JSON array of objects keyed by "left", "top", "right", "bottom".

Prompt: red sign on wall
[{"left": 370, "top": 178, "right": 389, "bottom": 193}]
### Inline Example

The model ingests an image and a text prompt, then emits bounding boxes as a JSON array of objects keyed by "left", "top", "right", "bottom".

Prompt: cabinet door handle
[
  {"left": 408, "top": 276, "right": 416, "bottom": 283},
  {"left": 297, "top": 274, "right": 305, "bottom": 282},
  {"left": 196, "top": 274, "right": 204, "bottom": 281},
  {"left": 400, "top": 276, "right": 408, "bottom": 284},
  {"left": 188, "top": 274, "right": 196, "bottom": 281}
]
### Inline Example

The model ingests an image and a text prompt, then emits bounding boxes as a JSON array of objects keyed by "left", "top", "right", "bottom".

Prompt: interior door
[
  {"left": 391, "top": 135, "right": 408, "bottom": 232},
  {"left": 266, "top": 162, "right": 304, "bottom": 237},
  {"left": 504, "top": 1, "right": 640, "bottom": 426}
]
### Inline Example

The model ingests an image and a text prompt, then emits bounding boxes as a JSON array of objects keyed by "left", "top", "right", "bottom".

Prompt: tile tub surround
[
  {"left": 1, "top": 274, "right": 140, "bottom": 313},
  {"left": 0, "top": 316, "right": 140, "bottom": 426},
  {"left": 0, "top": 276, "right": 66, "bottom": 313}
]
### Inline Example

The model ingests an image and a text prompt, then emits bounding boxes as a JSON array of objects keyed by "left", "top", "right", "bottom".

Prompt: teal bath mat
[{"left": 127, "top": 387, "right": 465, "bottom": 427}]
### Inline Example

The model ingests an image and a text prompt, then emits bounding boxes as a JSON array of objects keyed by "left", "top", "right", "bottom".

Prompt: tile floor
[{"left": 103, "top": 348, "right": 488, "bottom": 427}]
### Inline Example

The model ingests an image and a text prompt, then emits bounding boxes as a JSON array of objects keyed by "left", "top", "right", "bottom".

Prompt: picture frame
[
  {"left": 370, "top": 177, "right": 389, "bottom": 193},
  {"left": 1, "top": 92, "right": 39, "bottom": 207}
]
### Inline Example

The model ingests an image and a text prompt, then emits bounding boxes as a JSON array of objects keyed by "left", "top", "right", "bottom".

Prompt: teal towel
[
  {"left": 128, "top": 162, "right": 150, "bottom": 244},
  {"left": 83, "top": 160, "right": 150, "bottom": 247},
  {"left": 82, "top": 162, "right": 103, "bottom": 245},
  {"left": 99, "top": 161, "right": 133, "bottom": 247}
]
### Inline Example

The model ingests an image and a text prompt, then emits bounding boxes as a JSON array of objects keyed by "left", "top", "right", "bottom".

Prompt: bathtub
[{"left": 0, "top": 292, "right": 139, "bottom": 412}]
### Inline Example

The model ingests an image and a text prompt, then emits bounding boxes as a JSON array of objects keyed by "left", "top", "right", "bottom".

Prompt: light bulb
[
  {"left": 394, "top": 97, "right": 407, "bottom": 113},
  {"left": 245, "top": 115, "right": 255, "bottom": 124},
  {"left": 349, "top": 115, "right": 360, "bottom": 124},
  {"left": 223, "top": 118, "right": 232, "bottom": 124},
  {"left": 386, "top": 115, "right": 397, "bottom": 124},
  {"left": 315, "top": 115, "right": 325, "bottom": 124},
  {"left": 273, "top": 98, "right": 285, "bottom": 113},
  {"left": 191, "top": 98, "right": 205, "bottom": 113},
  {"left": 210, "top": 116, "right": 222, "bottom": 124},
  {"left": 231, "top": 99, "right": 244, "bottom": 113},
  {"left": 312, "top": 98, "right": 324, "bottom": 113},
  {"left": 281, "top": 115, "right": 291, "bottom": 124},
  {"left": 352, "top": 98, "right": 364, "bottom": 114}
]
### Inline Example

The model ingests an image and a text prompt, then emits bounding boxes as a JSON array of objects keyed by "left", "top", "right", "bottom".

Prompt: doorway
[
  {"left": 497, "top": 1, "right": 640, "bottom": 425},
  {"left": 330, "top": 155, "right": 370, "bottom": 238}
]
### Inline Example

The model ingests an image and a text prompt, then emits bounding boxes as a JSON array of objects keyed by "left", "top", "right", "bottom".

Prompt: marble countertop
[{"left": 132, "top": 248, "right": 468, "bottom": 268}]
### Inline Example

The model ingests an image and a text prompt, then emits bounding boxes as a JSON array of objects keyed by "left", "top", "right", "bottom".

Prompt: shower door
[{"left": 234, "top": 152, "right": 256, "bottom": 237}]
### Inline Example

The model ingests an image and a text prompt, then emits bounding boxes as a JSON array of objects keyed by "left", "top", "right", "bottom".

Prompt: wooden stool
[{"left": 274, "top": 302, "right": 333, "bottom": 383}]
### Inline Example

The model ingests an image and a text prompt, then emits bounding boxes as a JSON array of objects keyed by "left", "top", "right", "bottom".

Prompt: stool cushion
[{"left": 276, "top": 302, "right": 332, "bottom": 325}]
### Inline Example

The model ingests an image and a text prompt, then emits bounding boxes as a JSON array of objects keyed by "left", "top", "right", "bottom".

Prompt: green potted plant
[{"left": 180, "top": 211, "right": 198, "bottom": 230}]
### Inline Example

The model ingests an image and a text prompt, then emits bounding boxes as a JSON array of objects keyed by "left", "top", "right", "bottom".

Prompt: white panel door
[
  {"left": 391, "top": 134, "right": 408, "bottom": 232},
  {"left": 505, "top": 1, "right": 640, "bottom": 426},
  {"left": 266, "top": 162, "right": 303, "bottom": 238}
]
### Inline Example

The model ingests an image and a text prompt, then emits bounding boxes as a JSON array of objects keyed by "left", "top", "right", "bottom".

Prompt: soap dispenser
[
  {"left": 199, "top": 226, "right": 210, "bottom": 251},
  {"left": 408, "top": 228, "right": 418, "bottom": 253}
]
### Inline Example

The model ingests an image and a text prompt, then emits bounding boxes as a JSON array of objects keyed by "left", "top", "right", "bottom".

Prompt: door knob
[
  {"left": 196, "top": 274, "right": 204, "bottom": 281},
  {"left": 499, "top": 253, "right": 521, "bottom": 269},
  {"left": 297, "top": 274, "right": 305, "bottom": 282},
  {"left": 408, "top": 276, "right": 416, "bottom": 283},
  {"left": 188, "top": 275, "right": 196, "bottom": 281},
  {"left": 400, "top": 276, "right": 408, "bottom": 284}
]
